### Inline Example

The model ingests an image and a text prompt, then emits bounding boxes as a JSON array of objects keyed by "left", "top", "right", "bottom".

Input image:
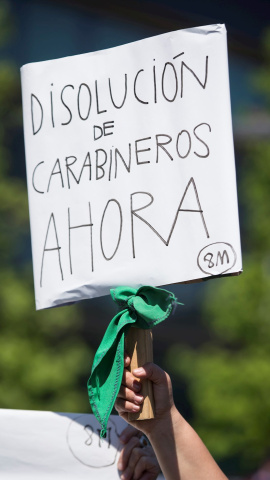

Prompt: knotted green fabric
[{"left": 87, "top": 285, "right": 182, "bottom": 437}]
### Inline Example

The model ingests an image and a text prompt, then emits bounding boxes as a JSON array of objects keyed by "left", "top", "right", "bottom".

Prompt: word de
[{"left": 93, "top": 121, "right": 115, "bottom": 140}]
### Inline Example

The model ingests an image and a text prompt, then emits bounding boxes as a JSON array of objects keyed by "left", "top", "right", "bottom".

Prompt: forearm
[
  {"left": 115, "top": 361, "right": 228, "bottom": 480},
  {"left": 148, "top": 407, "right": 228, "bottom": 480}
]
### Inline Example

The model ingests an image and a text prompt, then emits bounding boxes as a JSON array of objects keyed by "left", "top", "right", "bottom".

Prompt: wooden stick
[{"left": 125, "top": 327, "right": 155, "bottom": 421}]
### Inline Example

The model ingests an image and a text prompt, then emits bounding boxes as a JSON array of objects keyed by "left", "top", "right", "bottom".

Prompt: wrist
[{"left": 147, "top": 405, "right": 184, "bottom": 443}]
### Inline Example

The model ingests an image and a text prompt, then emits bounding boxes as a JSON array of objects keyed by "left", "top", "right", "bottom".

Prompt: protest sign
[
  {"left": 21, "top": 24, "right": 242, "bottom": 310},
  {"left": 0, "top": 409, "right": 163, "bottom": 479}
]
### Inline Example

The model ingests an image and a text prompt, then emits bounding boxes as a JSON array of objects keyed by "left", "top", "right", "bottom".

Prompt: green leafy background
[{"left": 0, "top": 1, "right": 269, "bottom": 476}]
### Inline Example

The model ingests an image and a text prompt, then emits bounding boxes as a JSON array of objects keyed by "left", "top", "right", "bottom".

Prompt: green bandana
[{"left": 87, "top": 285, "right": 182, "bottom": 437}]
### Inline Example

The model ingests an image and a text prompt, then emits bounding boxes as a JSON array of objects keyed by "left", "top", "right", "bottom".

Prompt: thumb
[{"left": 132, "top": 362, "right": 169, "bottom": 386}]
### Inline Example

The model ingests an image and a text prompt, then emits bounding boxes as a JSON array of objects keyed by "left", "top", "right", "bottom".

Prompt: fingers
[
  {"left": 118, "top": 444, "right": 159, "bottom": 480},
  {"left": 119, "top": 424, "right": 139, "bottom": 444},
  {"left": 123, "top": 368, "right": 142, "bottom": 393},
  {"left": 132, "top": 362, "right": 169, "bottom": 386},
  {"left": 118, "top": 426, "right": 159, "bottom": 480},
  {"left": 115, "top": 397, "right": 141, "bottom": 414},
  {"left": 118, "top": 444, "right": 145, "bottom": 480},
  {"left": 138, "top": 473, "right": 158, "bottom": 480},
  {"left": 115, "top": 356, "right": 144, "bottom": 414},
  {"left": 118, "top": 385, "right": 144, "bottom": 406},
  {"left": 116, "top": 376, "right": 143, "bottom": 414},
  {"left": 116, "top": 360, "right": 171, "bottom": 421},
  {"left": 133, "top": 451, "right": 160, "bottom": 480},
  {"left": 124, "top": 353, "right": 131, "bottom": 368},
  {"left": 117, "top": 435, "right": 140, "bottom": 471}
]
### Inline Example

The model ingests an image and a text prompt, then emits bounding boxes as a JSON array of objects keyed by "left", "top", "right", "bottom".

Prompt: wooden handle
[{"left": 125, "top": 327, "right": 155, "bottom": 421}]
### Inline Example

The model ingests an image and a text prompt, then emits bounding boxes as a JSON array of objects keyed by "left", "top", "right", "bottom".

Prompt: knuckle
[
  {"left": 132, "top": 446, "right": 143, "bottom": 461},
  {"left": 115, "top": 398, "right": 124, "bottom": 413},
  {"left": 126, "top": 387, "right": 135, "bottom": 402},
  {"left": 129, "top": 436, "right": 140, "bottom": 449},
  {"left": 114, "top": 400, "right": 121, "bottom": 412}
]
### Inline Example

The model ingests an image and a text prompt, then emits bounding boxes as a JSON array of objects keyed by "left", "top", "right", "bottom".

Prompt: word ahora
[{"left": 40, "top": 177, "right": 210, "bottom": 287}]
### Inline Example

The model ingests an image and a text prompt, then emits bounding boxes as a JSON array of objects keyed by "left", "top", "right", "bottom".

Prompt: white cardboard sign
[
  {"left": 0, "top": 409, "right": 165, "bottom": 479},
  {"left": 21, "top": 24, "right": 242, "bottom": 310}
]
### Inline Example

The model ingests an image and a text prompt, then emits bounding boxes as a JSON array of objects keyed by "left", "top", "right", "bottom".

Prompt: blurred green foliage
[
  {"left": 0, "top": 0, "right": 92, "bottom": 413},
  {"left": 0, "top": 0, "right": 269, "bottom": 474},
  {"left": 167, "top": 33, "right": 270, "bottom": 476}
]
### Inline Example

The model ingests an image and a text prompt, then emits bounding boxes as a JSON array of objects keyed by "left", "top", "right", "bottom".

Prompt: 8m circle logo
[{"left": 197, "top": 242, "right": 236, "bottom": 276}]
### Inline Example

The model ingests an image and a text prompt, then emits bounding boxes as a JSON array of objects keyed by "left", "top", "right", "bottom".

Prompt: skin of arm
[{"left": 115, "top": 355, "right": 228, "bottom": 480}]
